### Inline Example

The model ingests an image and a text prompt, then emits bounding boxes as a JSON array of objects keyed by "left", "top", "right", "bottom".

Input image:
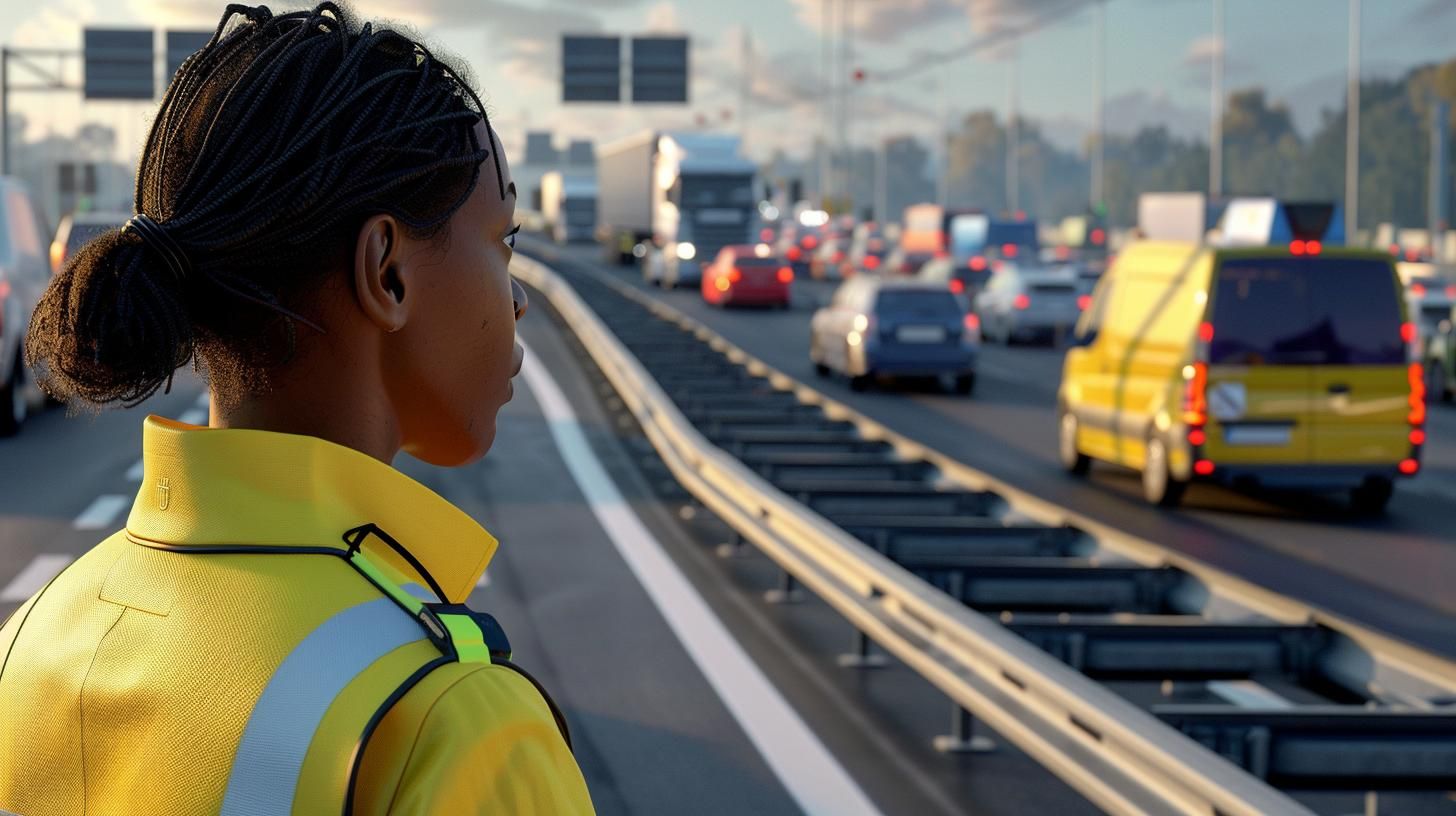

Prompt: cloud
[
  {"left": 788, "top": 0, "right": 965, "bottom": 45},
  {"left": 644, "top": 1, "right": 684, "bottom": 32}
]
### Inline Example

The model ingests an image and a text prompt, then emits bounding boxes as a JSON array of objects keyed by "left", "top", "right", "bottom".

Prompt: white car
[
  {"left": 973, "top": 266, "right": 1086, "bottom": 345},
  {"left": 0, "top": 177, "right": 57, "bottom": 434}
]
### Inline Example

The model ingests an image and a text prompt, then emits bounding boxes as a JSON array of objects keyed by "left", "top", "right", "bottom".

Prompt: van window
[{"left": 1210, "top": 258, "right": 1404, "bottom": 366}]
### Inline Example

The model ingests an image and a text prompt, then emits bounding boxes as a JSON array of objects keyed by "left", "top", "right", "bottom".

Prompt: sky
[{"left": 2, "top": 0, "right": 1455, "bottom": 164}]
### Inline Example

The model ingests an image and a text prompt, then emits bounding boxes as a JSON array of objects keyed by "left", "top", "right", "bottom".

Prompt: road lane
[{"left": 541, "top": 241, "right": 1456, "bottom": 657}]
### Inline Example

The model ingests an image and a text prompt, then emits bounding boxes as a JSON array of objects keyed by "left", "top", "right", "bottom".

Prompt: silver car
[
  {"left": 973, "top": 266, "right": 1086, "bottom": 345},
  {"left": 0, "top": 177, "right": 56, "bottom": 434},
  {"left": 810, "top": 277, "right": 979, "bottom": 394}
]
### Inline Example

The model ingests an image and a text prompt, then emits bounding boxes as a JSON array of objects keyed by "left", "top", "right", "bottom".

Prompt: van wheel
[
  {"left": 1349, "top": 477, "right": 1394, "bottom": 515},
  {"left": 1142, "top": 435, "right": 1186, "bottom": 507},
  {"left": 1058, "top": 410, "right": 1090, "bottom": 476},
  {"left": 0, "top": 355, "right": 27, "bottom": 437}
]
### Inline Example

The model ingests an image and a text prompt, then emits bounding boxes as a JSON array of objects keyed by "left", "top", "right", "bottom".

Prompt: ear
[{"left": 353, "top": 214, "right": 411, "bottom": 333}]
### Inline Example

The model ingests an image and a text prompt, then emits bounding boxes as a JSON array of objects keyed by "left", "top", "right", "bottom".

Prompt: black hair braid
[{"left": 26, "top": 2, "right": 495, "bottom": 407}]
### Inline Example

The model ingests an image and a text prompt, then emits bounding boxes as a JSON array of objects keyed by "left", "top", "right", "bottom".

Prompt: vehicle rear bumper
[
  {"left": 723, "top": 286, "right": 790, "bottom": 305},
  {"left": 1197, "top": 463, "right": 1410, "bottom": 490},
  {"left": 866, "top": 347, "right": 977, "bottom": 376}
]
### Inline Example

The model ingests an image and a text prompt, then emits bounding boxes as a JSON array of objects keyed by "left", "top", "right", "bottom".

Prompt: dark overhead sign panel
[
  {"left": 83, "top": 28, "right": 154, "bottom": 100},
  {"left": 562, "top": 35, "right": 621, "bottom": 103},
  {"left": 630, "top": 36, "right": 688, "bottom": 104},
  {"left": 165, "top": 30, "right": 213, "bottom": 85}
]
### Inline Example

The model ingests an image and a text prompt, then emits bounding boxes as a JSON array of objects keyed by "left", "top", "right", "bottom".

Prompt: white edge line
[
  {"left": 518, "top": 342, "right": 884, "bottom": 816},
  {"left": 0, "top": 554, "right": 75, "bottom": 602},
  {"left": 73, "top": 494, "right": 131, "bottom": 532}
]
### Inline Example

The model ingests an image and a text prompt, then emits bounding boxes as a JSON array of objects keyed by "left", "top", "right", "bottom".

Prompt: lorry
[
  {"left": 595, "top": 131, "right": 758, "bottom": 288},
  {"left": 539, "top": 171, "right": 597, "bottom": 244}
]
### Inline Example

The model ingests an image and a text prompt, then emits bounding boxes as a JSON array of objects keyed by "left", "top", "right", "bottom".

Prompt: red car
[{"left": 701, "top": 244, "right": 794, "bottom": 307}]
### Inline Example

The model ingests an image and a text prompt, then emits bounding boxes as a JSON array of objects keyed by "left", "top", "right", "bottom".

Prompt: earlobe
[{"left": 354, "top": 214, "right": 410, "bottom": 333}]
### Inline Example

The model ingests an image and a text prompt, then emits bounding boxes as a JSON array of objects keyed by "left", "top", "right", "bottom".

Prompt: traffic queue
[{"left": 585, "top": 192, "right": 1439, "bottom": 514}]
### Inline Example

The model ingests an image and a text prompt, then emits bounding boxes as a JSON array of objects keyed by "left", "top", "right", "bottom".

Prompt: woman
[{"left": 0, "top": 4, "right": 593, "bottom": 814}]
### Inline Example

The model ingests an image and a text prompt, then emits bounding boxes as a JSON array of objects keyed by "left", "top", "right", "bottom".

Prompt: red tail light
[
  {"left": 864, "top": 255, "right": 881, "bottom": 270},
  {"left": 1198, "top": 322, "right": 1215, "bottom": 343},
  {"left": 776, "top": 266, "right": 794, "bottom": 284},
  {"left": 802, "top": 235, "right": 818, "bottom": 249},
  {"left": 1002, "top": 243, "right": 1018, "bottom": 258},
  {"left": 1290, "top": 240, "right": 1307, "bottom": 256},
  {"left": 968, "top": 256, "right": 987, "bottom": 271},
  {"left": 833, "top": 251, "right": 845, "bottom": 263},
  {"left": 728, "top": 268, "right": 743, "bottom": 283},
  {"left": 1447, "top": 285, "right": 1456, "bottom": 298},
  {"left": 1076, "top": 294, "right": 1092, "bottom": 310},
  {"left": 1183, "top": 362, "right": 1209, "bottom": 426},
  {"left": 1399, "top": 458, "right": 1420, "bottom": 475},
  {"left": 1401, "top": 322, "right": 1417, "bottom": 343},
  {"left": 1410, "top": 428, "right": 1427, "bottom": 445},
  {"left": 934, "top": 248, "right": 949, "bottom": 259},
  {"left": 1188, "top": 428, "right": 1207, "bottom": 446},
  {"left": 1408, "top": 362, "right": 1426, "bottom": 426},
  {"left": 1193, "top": 460, "right": 1216, "bottom": 476},
  {"left": 1013, "top": 293, "right": 1030, "bottom": 310},
  {"left": 1090, "top": 228, "right": 1106, "bottom": 245},
  {"left": 963, "top": 312, "right": 980, "bottom": 333},
  {"left": 1306, "top": 240, "right": 1321, "bottom": 255},
  {"left": 1055, "top": 245, "right": 1071, "bottom": 260},
  {"left": 1410, "top": 283, "right": 1428, "bottom": 297},
  {"left": 949, "top": 279, "right": 965, "bottom": 294},
  {"left": 787, "top": 246, "right": 802, "bottom": 261},
  {"left": 760, "top": 228, "right": 774, "bottom": 242},
  {"left": 1389, "top": 243, "right": 1402, "bottom": 256}
]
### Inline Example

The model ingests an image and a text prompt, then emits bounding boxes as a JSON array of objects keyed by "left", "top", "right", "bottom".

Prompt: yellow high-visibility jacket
[{"left": 0, "top": 416, "right": 595, "bottom": 815}]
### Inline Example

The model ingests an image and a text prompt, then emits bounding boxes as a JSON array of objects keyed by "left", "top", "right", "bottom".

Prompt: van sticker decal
[{"left": 1209, "top": 382, "right": 1247, "bottom": 421}]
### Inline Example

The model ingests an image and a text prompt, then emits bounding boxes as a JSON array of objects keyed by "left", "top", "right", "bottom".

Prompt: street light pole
[
  {"left": 1006, "top": 40, "right": 1019, "bottom": 214},
  {"left": 1, "top": 48, "right": 9, "bottom": 177},
  {"left": 1210, "top": 0, "right": 1224, "bottom": 199},
  {"left": 1091, "top": 0, "right": 1105, "bottom": 210},
  {"left": 818, "top": 0, "right": 832, "bottom": 205},
  {"left": 1345, "top": 0, "right": 1361, "bottom": 241}
]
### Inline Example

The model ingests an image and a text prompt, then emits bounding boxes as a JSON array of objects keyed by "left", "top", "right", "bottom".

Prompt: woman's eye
[{"left": 505, "top": 224, "right": 521, "bottom": 249}]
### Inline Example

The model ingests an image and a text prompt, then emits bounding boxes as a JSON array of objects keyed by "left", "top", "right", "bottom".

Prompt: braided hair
[{"left": 27, "top": 2, "right": 499, "bottom": 407}]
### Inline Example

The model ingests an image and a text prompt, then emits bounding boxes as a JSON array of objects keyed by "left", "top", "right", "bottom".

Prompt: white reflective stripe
[{"left": 220, "top": 597, "right": 427, "bottom": 815}]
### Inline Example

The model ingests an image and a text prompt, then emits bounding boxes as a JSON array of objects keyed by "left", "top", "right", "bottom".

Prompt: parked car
[
  {"left": 973, "top": 267, "right": 1086, "bottom": 345},
  {"left": 0, "top": 178, "right": 56, "bottom": 434},
  {"left": 810, "top": 277, "right": 978, "bottom": 394},
  {"left": 50, "top": 211, "right": 127, "bottom": 275},
  {"left": 701, "top": 244, "right": 793, "bottom": 307}
]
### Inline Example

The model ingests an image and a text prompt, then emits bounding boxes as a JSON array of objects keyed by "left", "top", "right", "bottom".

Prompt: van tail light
[
  {"left": 776, "top": 266, "right": 794, "bottom": 284},
  {"left": 1183, "top": 362, "right": 1209, "bottom": 427},
  {"left": 1408, "top": 362, "right": 1426, "bottom": 426},
  {"left": 1193, "top": 460, "right": 1216, "bottom": 476},
  {"left": 1077, "top": 294, "right": 1092, "bottom": 310},
  {"left": 787, "top": 246, "right": 802, "bottom": 262},
  {"left": 949, "top": 279, "right": 965, "bottom": 294},
  {"left": 1409, "top": 428, "right": 1426, "bottom": 445},
  {"left": 1399, "top": 458, "right": 1420, "bottom": 475},
  {"left": 1013, "top": 293, "right": 1031, "bottom": 310}
]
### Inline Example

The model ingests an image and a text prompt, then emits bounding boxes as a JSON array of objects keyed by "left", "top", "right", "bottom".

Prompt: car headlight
[{"left": 676, "top": 242, "right": 697, "bottom": 261}]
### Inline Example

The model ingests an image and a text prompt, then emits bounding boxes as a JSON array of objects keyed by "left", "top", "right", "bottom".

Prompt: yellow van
[{"left": 1059, "top": 236, "right": 1421, "bottom": 512}]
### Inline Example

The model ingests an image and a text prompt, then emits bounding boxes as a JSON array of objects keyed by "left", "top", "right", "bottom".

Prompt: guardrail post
[
  {"left": 836, "top": 629, "right": 888, "bottom": 669},
  {"left": 764, "top": 570, "right": 803, "bottom": 604},
  {"left": 933, "top": 704, "right": 996, "bottom": 754}
]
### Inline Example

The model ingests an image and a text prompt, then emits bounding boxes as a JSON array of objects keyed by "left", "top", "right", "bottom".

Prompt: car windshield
[
  {"left": 734, "top": 257, "right": 780, "bottom": 268},
  {"left": 987, "top": 222, "right": 1039, "bottom": 249},
  {"left": 1209, "top": 257, "right": 1404, "bottom": 365}
]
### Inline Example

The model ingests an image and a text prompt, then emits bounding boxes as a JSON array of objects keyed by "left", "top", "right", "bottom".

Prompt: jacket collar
[{"left": 126, "top": 415, "right": 495, "bottom": 603}]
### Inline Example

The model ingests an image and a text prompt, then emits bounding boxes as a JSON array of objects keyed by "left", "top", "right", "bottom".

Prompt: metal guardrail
[{"left": 512, "top": 248, "right": 1456, "bottom": 815}]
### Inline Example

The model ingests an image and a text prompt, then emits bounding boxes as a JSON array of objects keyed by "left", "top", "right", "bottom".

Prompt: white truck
[
  {"left": 539, "top": 171, "right": 597, "bottom": 244},
  {"left": 596, "top": 131, "right": 758, "bottom": 288}
]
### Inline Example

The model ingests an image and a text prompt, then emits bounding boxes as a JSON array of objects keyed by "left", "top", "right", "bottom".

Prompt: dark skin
[{"left": 211, "top": 121, "right": 524, "bottom": 467}]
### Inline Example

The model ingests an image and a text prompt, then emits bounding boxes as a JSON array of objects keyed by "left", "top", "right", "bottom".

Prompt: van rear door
[
  {"left": 1303, "top": 259, "right": 1408, "bottom": 464},
  {"left": 1204, "top": 259, "right": 1316, "bottom": 465}
]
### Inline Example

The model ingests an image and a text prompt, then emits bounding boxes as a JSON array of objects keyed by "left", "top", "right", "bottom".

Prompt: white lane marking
[
  {"left": 1, "top": 554, "right": 75, "bottom": 602},
  {"left": 73, "top": 495, "right": 131, "bottom": 531},
  {"left": 1208, "top": 680, "right": 1294, "bottom": 709},
  {"left": 126, "top": 458, "right": 145, "bottom": 482},
  {"left": 519, "top": 344, "right": 884, "bottom": 816},
  {"left": 178, "top": 407, "right": 207, "bottom": 426}
]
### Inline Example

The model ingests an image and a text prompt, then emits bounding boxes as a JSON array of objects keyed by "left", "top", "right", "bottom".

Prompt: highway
[{"left": 536, "top": 240, "right": 1456, "bottom": 663}]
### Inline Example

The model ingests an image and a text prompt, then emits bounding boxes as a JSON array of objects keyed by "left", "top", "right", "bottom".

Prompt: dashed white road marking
[
  {"left": 73, "top": 495, "right": 131, "bottom": 531},
  {"left": 1, "top": 554, "right": 75, "bottom": 602},
  {"left": 519, "top": 342, "right": 884, "bottom": 816}
]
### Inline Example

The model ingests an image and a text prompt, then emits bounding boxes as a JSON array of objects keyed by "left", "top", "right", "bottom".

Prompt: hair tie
[{"left": 122, "top": 213, "right": 192, "bottom": 283}]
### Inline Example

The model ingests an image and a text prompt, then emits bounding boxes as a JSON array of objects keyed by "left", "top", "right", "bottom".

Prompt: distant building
[
  {"left": 565, "top": 139, "right": 594, "bottom": 169},
  {"left": 883, "top": 135, "right": 933, "bottom": 225},
  {"left": 523, "top": 131, "right": 559, "bottom": 166}
]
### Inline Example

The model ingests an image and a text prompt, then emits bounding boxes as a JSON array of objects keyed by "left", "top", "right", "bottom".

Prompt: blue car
[{"left": 809, "top": 277, "right": 980, "bottom": 394}]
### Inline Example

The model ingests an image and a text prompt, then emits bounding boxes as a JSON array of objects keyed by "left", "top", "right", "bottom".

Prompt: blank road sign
[
  {"left": 165, "top": 31, "right": 213, "bottom": 85},
  {"left": 562, "top": 35, "right": 621, "bottom": 103},
  {"left": 84, "top": 28, "right": 154, "bottom": 100},
  {"left": 631, "top": 36, "right": 688, "bottom": 103}
]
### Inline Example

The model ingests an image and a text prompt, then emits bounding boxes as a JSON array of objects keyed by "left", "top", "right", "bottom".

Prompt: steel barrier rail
[{"left": 511, "top": 253, "right": 1310, "bottom": 816}]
